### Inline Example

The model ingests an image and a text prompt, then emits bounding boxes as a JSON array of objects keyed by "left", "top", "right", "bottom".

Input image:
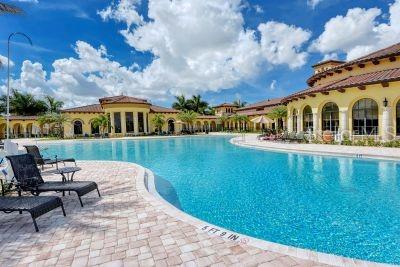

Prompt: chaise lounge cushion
[{"left": 35, "top": 181, "right": 98, "bottom": 197}]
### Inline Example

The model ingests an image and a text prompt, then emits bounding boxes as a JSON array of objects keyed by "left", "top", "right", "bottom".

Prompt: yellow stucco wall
[
  {"left": 63, "top": 112, "right": 104, "bottom": 137},
  {"left": 0, "top": 118, "right": 40, "bottom": 138}
]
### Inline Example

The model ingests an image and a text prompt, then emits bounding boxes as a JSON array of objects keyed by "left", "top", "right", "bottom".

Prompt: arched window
[
  {"left": 167, "top": 119, "right": 175, "bottom": 133},
  {"left": 292, "top": 109, "right": 297, "bottom": 132},
  {"left": 396, "top": 101, "right": 400, "bottom": 136},
  {"left": 322, "top": 102, "right": 339, "bottom": 133},
  {"left": 352, "top": 98, "right": 378, "bottom": 135},
  {"left": 73, "top": 121, "right": 83, "bottom": 135},
  {"left": 303, "top": 106, "right": 313, "bottom": 132}
]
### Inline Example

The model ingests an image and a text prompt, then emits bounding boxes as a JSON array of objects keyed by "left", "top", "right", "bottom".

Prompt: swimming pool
[{"left": 44, "top": 136, "right": 400, "bottom": 264}]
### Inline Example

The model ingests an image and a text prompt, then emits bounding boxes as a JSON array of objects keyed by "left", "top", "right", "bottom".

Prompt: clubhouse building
[{"left": 1, "top": 42, "right": 400, "bottom": 141}]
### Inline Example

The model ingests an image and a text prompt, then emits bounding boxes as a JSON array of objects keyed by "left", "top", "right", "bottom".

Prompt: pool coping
[
  {"left": 230, "top": 136, "right": 400, "bottom": 162},
  {"left": 136, "top": 162, "right": 393, "bottom": 267}
]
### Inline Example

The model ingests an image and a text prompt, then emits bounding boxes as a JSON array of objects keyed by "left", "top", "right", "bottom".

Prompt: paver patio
[{"left": 0, "top": 161, "right": 329, "bottom": 266}]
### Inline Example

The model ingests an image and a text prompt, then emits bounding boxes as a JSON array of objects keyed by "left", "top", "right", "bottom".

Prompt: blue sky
[{"left": 0, "top": 0, "right": 398, "bottom": 108}]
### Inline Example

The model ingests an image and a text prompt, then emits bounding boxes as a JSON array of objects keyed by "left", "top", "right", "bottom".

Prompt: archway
[
  {"left": 352, "top": 98, "right": 378, "bottom": 135},
  {"left": 13, "top": 123, "right": 22, "bottom": 138},
  {"left": 26, "top": 123, "right": 33, "bottom": 137},
  {"left": 210, "top": 121, "right": 216, "bottom": 132},
  {"left": 167, "top": 119, "right": 175, "bottom": 133},
  {"left": 196, "top": 121, "right": 202, "bottom": 132},
  {"left": 321, "top": 102, "right": 339, "bottom": 133},
  {"left": 73, "top": 120, "right": 83, "bottom": 135}
]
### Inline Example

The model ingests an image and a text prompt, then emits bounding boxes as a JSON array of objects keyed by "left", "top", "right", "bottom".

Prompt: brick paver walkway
[{"left": 0, "top": 161, "right": 329, "bottom": 267}]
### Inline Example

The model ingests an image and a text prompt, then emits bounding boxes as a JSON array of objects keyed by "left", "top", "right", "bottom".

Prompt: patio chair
[
  {"left": 24, "top": 145, "right": 76, "bottom": 170},
  {"left": 6, "top": 154, "right": 101, "bottom": 207},
  {"left": 0, "top": 195, "right": 65, "bottom": 232},
  {"left": 287, "top": 132, "right": 297, "bottom": 142},
  {"left": 295, "top": 132, "right": 306, "bottom": 143}
]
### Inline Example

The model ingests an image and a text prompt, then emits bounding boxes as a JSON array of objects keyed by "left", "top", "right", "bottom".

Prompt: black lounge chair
[
  {"left": 24, "top": 145, "right": 76, "bottom": 170},
  {"left": 6, "top": 154, "right": 101, "bottom": 207},
  {"left": 0, "top": 195, "right": 65, "bottom": 232}
]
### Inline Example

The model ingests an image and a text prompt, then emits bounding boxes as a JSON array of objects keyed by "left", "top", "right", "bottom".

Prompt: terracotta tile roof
[
  {"left": 312, "top": 59, "right": 345, "bottom": 68},
  {"left": 307, "top": 42, "right": 400, "bottom": 86},
  {"left": 62, "top": 104, "right": 104, "bottom": 113},
  {"left": 236, "top": 97, "right": 283, "bottom": 111},
  {"left": 8, "top": 115, "right": 38, "bottom": 120},
  {"left": 236, "top": 106, "right": 275, "bottom": 116},
  {"left": 213, "top": 103, "right": 237, "bottom": 108},
  {"left": 99, "top": 95, "right": 149, "bottom": 105},
  {"left": 284, "top": 67, "right": 400, "bottom": 102},
  {"left": 150, "top": 105, "right": 179, "bottom": 113}
]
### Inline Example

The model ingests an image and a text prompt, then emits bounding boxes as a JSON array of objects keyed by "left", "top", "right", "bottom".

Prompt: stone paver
[{"left": 0, "top": 161, "right": 329, "bottom": 266}]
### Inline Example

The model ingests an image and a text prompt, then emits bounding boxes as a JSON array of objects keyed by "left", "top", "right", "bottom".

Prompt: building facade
[{"left": 284, "top": 42, "right": 400, "bottom": 141}]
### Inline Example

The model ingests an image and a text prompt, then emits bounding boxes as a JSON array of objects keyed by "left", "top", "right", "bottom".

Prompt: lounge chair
[
  {"left": 6, "top": 154, "right": 101, "bottom": 207},
  {"left": 24, "top": 145, "right": 76, "bottom": 170},
  {"left": 0, "top": 195, "right": 65, "bottom": 232}
]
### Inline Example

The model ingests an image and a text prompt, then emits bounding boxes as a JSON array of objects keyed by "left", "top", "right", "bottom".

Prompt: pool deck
[
  {"left": 0, "top": 161, "right": 330, "bottom": 267},
  {"left": 232, "top": 134, "right": 400, "bottom": 161}
]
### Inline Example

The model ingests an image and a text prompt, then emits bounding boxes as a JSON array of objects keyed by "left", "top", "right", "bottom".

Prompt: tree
[
  {"left": 218, "top": 114, "right": 229, "bottom": 131},
  {"left": 268, "top": 105, "right": 288, "bottom": 120},
  {"left": 91, "top": 114, "right": 111, "bottom": 136},
  {"left": 233, "top": 99, "right": 247, "bottom": 108},
  {"left": 9, "top": 90, "right": 48, "bottom": 115},
  {"left": 231, "top": 114, "right": 248, "bottom": 131},
  {"left": 172, "top": 95, "right": 190, "bottom": 111},
  {"left": 151, "top": 114, "right": 165, "bottom": 134},
  {"left": 37, "top": 112, "right": 69, "bottom": 138},
  {"left": 177, "top": 110, "right": 198, "bottom": 132},
  {"left": 45, "top": 95, "right": 64, "bottom": 113},
  {"left": 188, "top": 95, "right": 209, "bottom": 114}
]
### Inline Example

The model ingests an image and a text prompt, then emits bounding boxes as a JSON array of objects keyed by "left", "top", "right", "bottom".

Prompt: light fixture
[{"left": 383, "top": 98, "right": 388, "bottom": 108}]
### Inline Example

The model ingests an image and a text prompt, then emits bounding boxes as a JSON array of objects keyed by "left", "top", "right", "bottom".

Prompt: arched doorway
[
  {"left": 322, "top": 102, "right": 339, "bottom": 133},
  {"left": 73, "top": 120, "right": 83, "bottom": 135},
  {"left": 352, "top": 98, "right": 378, "bottom": 135},
  {"left": 397, "top": 100, "right": 400, "bottom": 136},
  {"left": 13, "top": 123, "right": 22, "bottom": 138},
  {"left": 196, "top": 121, "right": 202, "bottom": 132},
  {"left": 26, "top": 123, "right": 33, "bottom": 137},
  {"left": 303, "top": 106, "right": 313, "bottom": 132},
  {"left": 292, "top": 109, "right": 298, "bottom": 132},
  {"left": 210, "top": 121, "right": 216, "bottom": 132},
  {"left": 203, "top": 121, "right": 209, "bottom": 132},
  {"left": 167, "top": 119, "right": 175, "bottom": 133}
]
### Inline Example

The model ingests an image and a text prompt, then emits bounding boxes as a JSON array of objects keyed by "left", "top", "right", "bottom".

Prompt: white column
[
  {"left": 297, "top": 113, "right": 302, "bottom": 133},
  {"left": 312, "top": 111, "right": 318, "bottom": 136},
  {"left": 133, "top": 112, "right": 139, "bottom": 134},
  {"left": 110, "top": 112, "right": 115, "bottom": 134},
  {"left": 382, "top": 107, "right": 391, "bottom": 141},
  {"left": 339, "top": 109, "right": 348, "bottom": 140},
  {"left": 121, "top": 112, "right": 127, "bottom": 135},
  {"left": 287, "top": 114, "right": 293, "bottom": 132}
]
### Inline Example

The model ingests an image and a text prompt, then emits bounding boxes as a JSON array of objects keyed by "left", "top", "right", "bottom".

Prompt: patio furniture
[
  {"left": 295, "top": 132, "right": 306, "bottom": 143},
  {"left": 0, "top": 195, "right": 65, "bottom": 232},
  {"left": 6, "top": 154, "right": 101, "bottom": 207},
  {"left": 24, "top": 145, "right": 76, "bottom": 170}
]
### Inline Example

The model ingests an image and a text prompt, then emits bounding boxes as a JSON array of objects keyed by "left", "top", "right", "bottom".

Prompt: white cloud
[
  {"left": 99, "top": 0, "right": 310, "bottom": 96},
  {"left": 0, "top": 55, "right": 14, "bottom": 68},
  {"left": 98, "top": 0, "right": 143, "bottom": 27},
  {"left": 310, "top": 0, "right": 400, "bottom": 60},
  {"left": 307, "top": 0, "right": 324, "bottom": 9},
  {"left": 254, "top": 4, "right": 263, "bottom": 13},
  {"left": 269, "top": 80, "right": 277, "bottom": 91}
]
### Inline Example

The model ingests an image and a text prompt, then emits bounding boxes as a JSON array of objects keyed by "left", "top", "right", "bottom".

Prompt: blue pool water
[{"left": 43, "top": 136, "right": 400, "bottom": 264}]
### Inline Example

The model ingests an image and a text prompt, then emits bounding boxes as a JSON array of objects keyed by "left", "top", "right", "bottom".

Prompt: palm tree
[
  {"left": 172, "top": 95, "right": 190, "bottom": 111},
  {"left": 231, "top": 114, "right": 248, "bottom": 131},
  {"left": 9, "top": 90, "right": 48, "bottom": 115},
  {"left": 91, "top": 114, "right": 111, "bottom": 136},
  {"left": 233, "top": 99, "right": 247, "bottom": 108},
  {"left": 0, "top": 3, "right": 22, "bottom": 14},
  {"left": 37, "top": 112, "right": 69, "bottom": 138},
  {"left": 268, "top": 105, "right": 287, "bottom": 130},
  {"left": 178, "top": 110, "right": 197, "bottom": 132},
  {"left": 151, "top": 114, "right": 165, "bottom": 134},
  {"left": 218, "top": 114, "right": 229, "bottom": 131},
  {"left": 188, "top": 95, "right": 209, "bottom": 114},
  {"left": 45, "top": 95, "right": 64, "bottom": 113}
]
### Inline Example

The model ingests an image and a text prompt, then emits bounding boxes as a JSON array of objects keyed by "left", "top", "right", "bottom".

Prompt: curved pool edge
[
  {"left": 135, "top": 162, "right": 390, "bottom": 267},
  {"left": 230, "top": 136, "right": 400, "bottom": 162}
]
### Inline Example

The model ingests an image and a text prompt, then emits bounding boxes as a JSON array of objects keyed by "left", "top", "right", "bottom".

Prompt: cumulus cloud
[
  {"left": 0, "top": 55, "right": 14, "bottom": 68},
  {"left": 310, "top": 0, "right": 400, "bottom": 60}
]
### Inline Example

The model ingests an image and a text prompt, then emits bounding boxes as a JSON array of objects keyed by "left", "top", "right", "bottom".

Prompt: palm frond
[{"left": 0, "top": 3, "right": 22, "bottom": 14}]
